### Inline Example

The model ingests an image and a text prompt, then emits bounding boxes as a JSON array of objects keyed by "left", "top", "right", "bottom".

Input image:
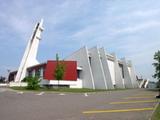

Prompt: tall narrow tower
[{"left": 15, "top": 19, "right": 44, "bottom": 82}]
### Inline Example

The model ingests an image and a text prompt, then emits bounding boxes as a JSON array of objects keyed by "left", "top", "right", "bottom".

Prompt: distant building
[
  {"left": 8, "top": 20, "right": 139, "bottom": 89},
  {"left": 147, "top": 81, "right": 157, "bottom": 89}
]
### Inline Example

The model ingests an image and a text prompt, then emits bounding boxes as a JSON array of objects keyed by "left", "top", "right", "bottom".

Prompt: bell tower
[{"left": 15, "top": 19, "right": 44, "bottom": 82}]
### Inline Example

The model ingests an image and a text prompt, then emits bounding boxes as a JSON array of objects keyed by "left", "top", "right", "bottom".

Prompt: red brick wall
[{"left": 44, "top": 60, "right": 77, "bottom": 81}]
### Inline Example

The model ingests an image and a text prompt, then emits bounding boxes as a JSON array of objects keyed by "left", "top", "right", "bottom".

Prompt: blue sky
[{"left": 0, "top": 0, "right": 160, "bottom": 81}]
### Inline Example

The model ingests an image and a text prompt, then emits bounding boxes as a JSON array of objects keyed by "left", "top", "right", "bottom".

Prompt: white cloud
[
  {"left": 112, "top": 21, "right": 160, "bottom": 35},
  {"left": 10, "top": 17, "right": 33, "bottom": 35},
  {"left": 133, "top": 9, "right": 160, "bottom": 17},
  {"left": 71, "top": 25, "right": 97, "bottom": 39}
]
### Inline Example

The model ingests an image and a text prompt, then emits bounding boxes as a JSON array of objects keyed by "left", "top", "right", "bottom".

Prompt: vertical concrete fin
[
  {"left": 89, "top": 47, "right": 107, "bottom": 89},
  {"left": 15, "top": 19, "right": 44, "bottom": 82},
  {"left": 128, "top": 60, "right": 139, "bottom": 88},
  {"left": 121, "top": 58, "right": 133, "bottom": 88},
  {"left": 66, "top": 46, "right": 95, "bottom": 89},
  {"left": 99, "top": 48, "right": 114, "bottom": 89},
  {"left": 112, "top": 54, "right": 125, "bottom": 88}
]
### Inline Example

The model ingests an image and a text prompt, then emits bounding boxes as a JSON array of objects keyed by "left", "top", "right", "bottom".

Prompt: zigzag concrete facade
[{"left": 66, "top": 46, "right": 139, "bottom": 89}]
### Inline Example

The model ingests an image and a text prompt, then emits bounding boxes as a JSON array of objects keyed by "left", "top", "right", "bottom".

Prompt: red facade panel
[{"left": 44, "top": 60, "right": 77, "bottom": 81}]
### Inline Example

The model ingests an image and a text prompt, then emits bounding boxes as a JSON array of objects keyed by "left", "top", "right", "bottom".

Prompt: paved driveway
[{"left": 0, "top": 88, "right": 158, "bottom": 120}]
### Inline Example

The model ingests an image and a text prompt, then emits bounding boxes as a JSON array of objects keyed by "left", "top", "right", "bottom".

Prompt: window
[
  {"left": 77, "top": 70, "right": 82, "bottom": 79},
  {"left": 28, "top": 70, "right": 32, "bottom": 77},
  {"left": 35, "top": 69, "right": 41, "bottom": 77},
  {"left": 119, "top": 64, "right": 124, "bottom": 78},
  {"left": 89, "top": 57, "right": 91, "bottom": 65}
]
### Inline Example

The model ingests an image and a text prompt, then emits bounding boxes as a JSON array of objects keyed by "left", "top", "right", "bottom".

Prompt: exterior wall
[
  {"left": 66, "top": 46, "right": 95, "bottom": 89},
  {"left": 121, "top": 58, "right": 133, "bottom": 88},
  {"left": 9, "top": 82, "right": 27, "bottom": 87},
  {"left": 99, "top": 48, "right": 114, "bottom": 89},
  {"left": 128, "top": 67, "right": 131, "bottom": 76},
  {"left": 27, "top": 63, "right": 46, "bottom": 78},
  {"left": 119, "top": 64, "right": 124, "bottom": 78},
  {"left": 119, "top": 64, "right": 125, "bottom": 86},
  {"left": 128, "top": 61, "right": 139, "bottom": 88},
  {"left": 44, "top": 60, "right": 77, "bottom": 81},
  {"left": 107, "top": 60, "right": 116, "bottom": 85},
  {"left": 113, "top": 55, "right": 125, "bottom": 88},
  {"left": 89, "top": 47, "right": 107, "bottom": 89},
  {"left": 45, "top": 79, "right": 82, "bottom": 88},
  {"left": 65, "top": 46, "right": 138, "bottom": 89}
]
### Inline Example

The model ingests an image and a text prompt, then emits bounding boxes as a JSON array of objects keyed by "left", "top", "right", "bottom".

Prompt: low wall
[{"left": 9, "top": 82, "right": 27, "bottom": 87}]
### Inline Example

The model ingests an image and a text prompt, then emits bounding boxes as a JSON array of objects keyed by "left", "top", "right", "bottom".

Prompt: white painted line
[
  {"left": 84, "top": 93, "right": 88, "bottom": 97},
  {"left": 17, "top": 91, "right": 24, "bottom": 94},
  {"left": 59, "top": 93, "right": 65, "bottom": 96},
  {"left": 36, "top": 92, "right": 44, "bottom": 96}
]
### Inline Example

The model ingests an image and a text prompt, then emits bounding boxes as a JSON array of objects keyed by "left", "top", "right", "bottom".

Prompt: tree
[
  {"left": 25, "top": 76, "right": 40, "bottom": 90},
  {"left": 153, "top": 50, "right": 160, "bottom": 98},
  {"left": 0, "top": 76, "right": 6, "bottom": 83},
  {"left": 54, "top": 53, "right": 65, "bottom": 88}
]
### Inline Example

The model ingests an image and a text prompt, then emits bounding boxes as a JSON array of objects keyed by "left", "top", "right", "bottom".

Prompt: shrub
[{"left": 25, "top": 76, "right": 40, "bottom": 90}]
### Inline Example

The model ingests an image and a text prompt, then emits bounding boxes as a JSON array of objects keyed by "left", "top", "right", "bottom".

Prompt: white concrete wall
[
  {"left": 66, "top": 46, "right": 95, "bottom": 89},
  {"left": 89, "top": 47, "right": 107, "bottom": 89},
  {"left": 121, "top": 58, "right": 133, "bottom": 88},
  {"left": 0, "top": 84, "right": 8, "bottom": 87},
  {"left": 40, "top": 79, "right": 50, "bottom": 86},
  {"left": 9, "top": 82, "right": 27, "bottom": 87},
  {"left": 107, "top": 60, "right": 116, "bottom": 85},
  {"left": 113, "top": 55, "right": 125, "bottom": 88},
  {"left": 48, "top": 79, "right": 82, "bottom": 88},
  {"left": 69, "top": 79, "right": 82, "bottom": 88},
  {"left": 99, "top": 48, "right": 114, "bottom": 89},
  {"left": 15, "top": 19, "right": 44, "bottom": 82},
  {"left": 63, "top": 46, "right": 138, "bottom": 89},
  {"left": 128, "top": 61, "right": 139, "bottom": 88},
  {"left": 128, "top": 67, "right": 131, "bottom": 76},
  {"left": 119, "top": 65, "right": 124, "bottom": 78},
  {"left": 65, "top": 46, "right": 137, "bottom": 89},
  {"left": 119, "top": 65, "right": 125, "bottom": 86}
]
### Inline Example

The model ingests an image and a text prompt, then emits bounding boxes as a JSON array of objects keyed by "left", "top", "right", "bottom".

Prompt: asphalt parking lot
[{"left": 0, "top": 88, "right": 158, "bottom": 120}]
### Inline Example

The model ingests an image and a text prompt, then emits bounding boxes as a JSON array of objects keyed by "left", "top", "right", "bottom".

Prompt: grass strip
[
  {"left": 10, "top": 86, "right": 128, "bottom": 93},
  {"left": 151, "top": 103, "right": 160, "bottom": 120}
]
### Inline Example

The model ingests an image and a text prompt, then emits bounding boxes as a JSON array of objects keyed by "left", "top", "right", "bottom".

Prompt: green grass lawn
[
  {"left": 10, "top": 86, "right": 127, "bottom": 93},
  {"left": 151, "top": 103, "right": 160, "bottom": 120}
]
